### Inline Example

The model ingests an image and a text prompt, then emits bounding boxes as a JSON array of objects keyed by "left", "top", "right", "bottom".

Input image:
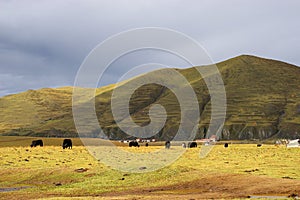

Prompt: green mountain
[{"left": 1, "top": 55, "right": 300, "bottom": 140}]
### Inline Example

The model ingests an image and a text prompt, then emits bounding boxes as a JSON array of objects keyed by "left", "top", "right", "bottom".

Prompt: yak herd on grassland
[
  {"left": 29, "top": 138, "right": 300, "bottom": 149},
  {"left": 29, "top": 139, "right": 204, "bottom": 149},
  {"left": 30, "top": 139, "right": 294, "bottom": 149}
]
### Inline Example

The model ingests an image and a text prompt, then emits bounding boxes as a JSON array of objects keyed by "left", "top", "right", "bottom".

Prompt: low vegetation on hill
[{"left": 0, "top": 55, "right": 300, "bottom": 140}]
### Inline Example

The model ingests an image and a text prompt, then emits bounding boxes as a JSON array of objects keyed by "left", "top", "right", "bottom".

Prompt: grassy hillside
[
  {"left": 0, "top": 87, "right": 75, "bottom": 136},
  {"left": 1, "top": 55, "right": 300, "bottom": 140},
  {"left": 94, "top": 55, "right": 300, "bottom": 140},
  {"left": 217, "top": 55, "right": 300, "bottom": 139}
]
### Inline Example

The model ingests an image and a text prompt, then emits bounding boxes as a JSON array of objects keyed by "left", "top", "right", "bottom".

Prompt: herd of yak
[
  {"left": 30, "top": 139, "right": 237, "bottom": 149},
  {"left": 30, "top": 139, "right": 204, "bottom": 149}
]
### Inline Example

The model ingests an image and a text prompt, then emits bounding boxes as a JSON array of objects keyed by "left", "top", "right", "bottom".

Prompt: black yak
[
  {"left": 188, "top": 142, "right": 197, "bottom": 148},
  {"left": 62, "top": 139, "right": 72, "bottom": 149},
  {"left": 129, "top": 141, "right": 140, "bottom": 147},
  {"left": 165, "top": 141, "right": 170, "bottom": 149},
  {"left": 30, "top": 140, "right": 43, "bottom": 147}
]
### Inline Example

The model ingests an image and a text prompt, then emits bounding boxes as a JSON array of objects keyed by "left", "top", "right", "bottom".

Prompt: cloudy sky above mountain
[{"left": 0, "top": 0, "right": 299, "bottom": 96}]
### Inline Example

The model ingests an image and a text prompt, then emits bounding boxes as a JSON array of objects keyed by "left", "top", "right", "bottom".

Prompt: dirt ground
[
  {"left": 16, "top": 173, "right": 298, "bottom": 200},
  {"left": 95, "top": 173, "right": 300, "bottom": 199},
  {"left": 2, "top": 172, "right": 300, "bottom": 200}
]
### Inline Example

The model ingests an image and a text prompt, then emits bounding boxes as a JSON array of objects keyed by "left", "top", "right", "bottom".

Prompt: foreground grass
[{"left": 0, "top": 141, "right": 300, "bottom": 199}]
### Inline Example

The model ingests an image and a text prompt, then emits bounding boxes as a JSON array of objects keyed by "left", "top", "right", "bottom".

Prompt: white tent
[{"left": 286, "top": 139, "right": 300, "bottom": 148}]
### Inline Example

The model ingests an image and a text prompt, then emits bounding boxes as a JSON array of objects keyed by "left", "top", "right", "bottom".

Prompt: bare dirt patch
[{"left": 98, "top": 173, "right": 300, "bottom": 199}]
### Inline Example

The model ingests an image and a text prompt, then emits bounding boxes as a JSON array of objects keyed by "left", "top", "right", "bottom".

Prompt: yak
[
  {"left": 165, "top": 141, "right": 171, "bottom": 149},
  {"left": 62, "top": 139, "right": 72, "bottom": 149},
  {"left": 129, "top": 141, "right": 140, "bottom": 147},
  {"left": 30, "top": 140, "right": 43, "bottom": 147},
  {"left": 188, "top": 142, "right": 197, "bottom": 148}
]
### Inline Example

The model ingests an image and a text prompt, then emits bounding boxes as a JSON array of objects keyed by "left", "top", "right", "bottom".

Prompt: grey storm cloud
[{"left": 0, "top": 0, "right": 299, "bottom": 96}]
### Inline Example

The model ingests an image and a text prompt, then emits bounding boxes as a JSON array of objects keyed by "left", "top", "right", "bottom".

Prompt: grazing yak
[
  {"left": 30, "top": 140, "right": 43, "bottom": 147},
  {"left": 165, "top": 141, "right": 171, "bottom": 149},
  {"left": 188, "top": 142, "right": 197, "bottom": 148},
  {"left": 62, "top": 139, "right": 72, "bottom": 149},
  {"left": 257, "top": 144, "right": 262, "bottom": 147},
  {"left": 224, "top": 143, "right": 229, "bottom": 148},
  {"left": 129, "top": 141, "right": 140, "bottom": 147}
]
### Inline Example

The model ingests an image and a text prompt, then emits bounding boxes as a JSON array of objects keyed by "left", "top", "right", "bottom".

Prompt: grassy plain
[{"left": 1, "top": 136, "right": 300, "bottom": 199}]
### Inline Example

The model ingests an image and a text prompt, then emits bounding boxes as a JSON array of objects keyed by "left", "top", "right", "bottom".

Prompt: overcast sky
[{"left": 0, "top": 0, "right": 299, "bottom": 96}]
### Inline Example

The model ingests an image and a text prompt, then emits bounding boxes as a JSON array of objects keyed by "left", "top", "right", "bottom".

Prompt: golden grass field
[{"left": 1, "top": 136, "right": 300, "bottom": 199}]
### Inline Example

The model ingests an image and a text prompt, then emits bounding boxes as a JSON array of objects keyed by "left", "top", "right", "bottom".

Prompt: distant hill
[{"left": 1, "top": 55, "right": 300, "bottom": 140}]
